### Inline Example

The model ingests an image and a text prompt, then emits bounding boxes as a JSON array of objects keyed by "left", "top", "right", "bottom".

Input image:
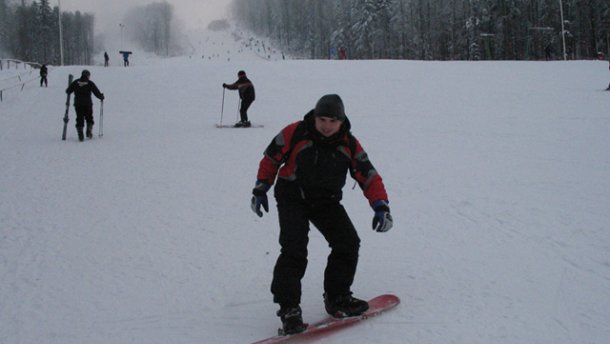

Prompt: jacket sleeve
[
  {"left": 66, "top": 81, "right": 75, "bottom": 94},
  {"left": 225, "top": 79, "right": 240, "bottom": 90},
  {"left": 256, "top": 122, "right": 300, "bottom": 186},
  {"left": 90, "top": 82, "right": 103, "bottom": 100},
  {"left": 349, "top": 136, "right": 389, "bottom": 206}
]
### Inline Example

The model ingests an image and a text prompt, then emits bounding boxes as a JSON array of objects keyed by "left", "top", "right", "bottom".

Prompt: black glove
[
  {"left": 222, "top": 83, "right": 227, "bottom": 88},
  {"left": 251, "top": 181, "right": 270, "bottom": 217},
  {"left": 371, "top": 200, "right": 393, "bottom": 232},
  {"left": 100, "top": 93, "right": 105, "bottom": 101}
]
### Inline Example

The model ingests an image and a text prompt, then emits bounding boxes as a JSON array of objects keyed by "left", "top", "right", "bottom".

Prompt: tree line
[
  {"left": 123, "top": 1, "right": 181, "bottom": 57},
  {"left": 231, "top": 0, "right": 610, "bottom": 60},
  {"left": 0, "top": 0, "right": 95, "bottom": 65}
]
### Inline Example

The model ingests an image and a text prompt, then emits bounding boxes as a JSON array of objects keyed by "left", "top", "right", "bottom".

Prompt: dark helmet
[
  {"left": 314, "top": 94, "right": 346, "bottom": 121},
  {"left": 81, "top": 69, "right": 91, "bottom": 78},
  {"left": 237, "top": 70, "right": 246, "bottom": 77}
]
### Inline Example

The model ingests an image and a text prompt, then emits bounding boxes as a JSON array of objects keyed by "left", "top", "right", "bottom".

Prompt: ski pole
[
  {"left": 99, "top": 100, "right": 104, "bottom": 137},
  {"left": 219, "top": 87, "right": 225, "bottom": 126}
]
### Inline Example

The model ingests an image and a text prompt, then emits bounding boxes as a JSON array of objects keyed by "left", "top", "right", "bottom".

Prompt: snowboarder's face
[{"left": 314, "top": 116, "right": 343, "bottom": 137}]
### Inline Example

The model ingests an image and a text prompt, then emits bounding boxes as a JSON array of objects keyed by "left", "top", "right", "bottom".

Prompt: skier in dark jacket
[
  {"left": 222, "top": 70, "right": 255, "bottom": 127},
  {"left": 39, "top": 64, "right": 48, "bottom": 87},
  {"left": 66, "top": 70, "right": 104, "bottom": 141},
  {"left": 251, "top": 94, "right": 393, "bottom": 335}
]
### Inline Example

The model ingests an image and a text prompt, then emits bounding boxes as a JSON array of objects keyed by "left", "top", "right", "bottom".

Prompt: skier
[
  {"left": 222, "top": 70, "right": 255, "bottom": 127},
  {"left": 250, "top": 94, "right": 393, "bottom": 335},
  {"left": 104, "top": 51, "right": 109, "bottom": 67},
  {"left": 40, "top": 64, "right": 48, "bottom": 87},
  {"left": 65, "top": 70, "right": 105, "bottom": 141}
]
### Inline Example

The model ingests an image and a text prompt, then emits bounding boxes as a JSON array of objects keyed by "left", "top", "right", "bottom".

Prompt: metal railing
[{"left": 0, "top": 59, "right": 44, "bottom": 102}]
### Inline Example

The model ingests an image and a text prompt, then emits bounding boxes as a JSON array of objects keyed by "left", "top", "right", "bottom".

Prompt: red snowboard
[{"left": 251, "top": 294, "right": 400, "bottom": 344}]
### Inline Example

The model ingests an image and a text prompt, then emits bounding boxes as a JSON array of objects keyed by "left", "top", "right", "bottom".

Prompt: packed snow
[{"left": 1, "top": 29, "right": 610, "bottom": 344}]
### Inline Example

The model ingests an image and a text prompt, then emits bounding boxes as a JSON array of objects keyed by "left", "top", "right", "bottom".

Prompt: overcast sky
[{"left": 60, "top": 0, "right": 232, "bottom": 32}]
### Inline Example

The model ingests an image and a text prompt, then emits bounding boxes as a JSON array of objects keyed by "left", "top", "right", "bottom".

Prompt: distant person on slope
[
  {"left": 120, "top": 51, "right": 132, "bottom": 66},
  {"left": 222, "top": 70, "right": 255, "bottom": 127},
  {"left": 39, "top": 64, "right": 48, "bottom": 87},
  {"left": 66, "top": 70, "right": 105, "bottom": 141},
  {"left": 250, "top": 94, "right": 393, "bottom": 335}
]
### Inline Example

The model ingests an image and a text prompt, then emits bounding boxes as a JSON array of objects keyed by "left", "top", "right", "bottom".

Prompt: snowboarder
[
  {"left": 250, "top": 94, "right": 393, "bottom": 335},
  {"left": 65, "top": 70, "right": 105, "bottom": 141},
  {"left": 104, "top": 51, "right": 109, "bottom": 67},
  {"left": 40, "top": 64, "right": 48, "bottom": 87},
  {"left": 222, "top": 70, "right": 255, "bottom": 127}
]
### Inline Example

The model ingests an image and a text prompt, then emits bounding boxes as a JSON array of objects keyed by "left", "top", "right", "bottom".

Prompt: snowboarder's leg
[
  {"left": 271, "top": 199, "right": 310, "bottom": 308},
  {"left": 311, "top": 202, "right": 360, "bottom": 299},
  {"left": 311, "top": 203, "right": 368, "bottom": 317},
  {"left": 272, "top": 197, "right": 310, "bottom": 334}
]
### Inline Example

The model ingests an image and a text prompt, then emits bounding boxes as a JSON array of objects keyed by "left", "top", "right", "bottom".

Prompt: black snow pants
[
  {"left": 271, "top": 181, "right": 361, "bottom": 307},
  {"left": 74, "top": 104, "right": 94, "bottom": 129},
  {"left": 239, "top": 98, "right": 253, "bottom": 122}
]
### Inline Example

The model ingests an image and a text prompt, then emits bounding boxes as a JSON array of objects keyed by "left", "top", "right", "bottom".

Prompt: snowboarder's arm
[
  {"left": 256, "top": 122, "right": 300, "bottom": 186},
  {"left": 349, "top": 136, "right": 389, "bottom": 206}
]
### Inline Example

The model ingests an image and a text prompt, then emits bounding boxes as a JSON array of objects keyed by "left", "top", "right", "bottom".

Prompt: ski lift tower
[
  {"left": 558, "top": 0, "right": 567, "bottom": 60},
  {"left": 58, "top": 0, "right": 64, "bottom": 65}
]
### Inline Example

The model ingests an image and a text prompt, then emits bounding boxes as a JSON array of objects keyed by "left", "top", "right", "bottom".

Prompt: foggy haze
[{"left": 60, "top": 0, "right": 232, "bottom": 32}]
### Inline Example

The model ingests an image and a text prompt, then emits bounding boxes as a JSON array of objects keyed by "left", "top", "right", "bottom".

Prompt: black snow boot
[
  {"left": 77, "top": 127, "right": 84, "bottom": 141},
  {"left": 234, "top": 120, "right": 251, "bottom": 128},
  {"left": 86, "top": 125, "right": 93, "bottom": 139},
  {"left": 277, "top": 305, "right": 306, "bottom": 335},
  {"left": 324, "top": 293, "right": 369, "bottom": 318}
]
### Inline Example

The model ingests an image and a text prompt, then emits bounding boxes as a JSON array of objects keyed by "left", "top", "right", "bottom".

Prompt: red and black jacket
[{"left": 256, "top": 111, "right": 388, "bottom": 206}]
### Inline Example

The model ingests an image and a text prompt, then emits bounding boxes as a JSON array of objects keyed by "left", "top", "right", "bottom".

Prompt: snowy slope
[{"left": 1, "top": 32, "right": 610, "bottom": 343}]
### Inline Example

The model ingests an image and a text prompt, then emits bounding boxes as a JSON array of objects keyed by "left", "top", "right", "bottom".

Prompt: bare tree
[{"left": 231, "top": 0, "right": 609, "bottom": 60}]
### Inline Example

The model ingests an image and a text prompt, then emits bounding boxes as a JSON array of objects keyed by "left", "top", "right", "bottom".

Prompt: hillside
[{"left": 1, "top": 36, "right": 609, "bottom": 343}]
